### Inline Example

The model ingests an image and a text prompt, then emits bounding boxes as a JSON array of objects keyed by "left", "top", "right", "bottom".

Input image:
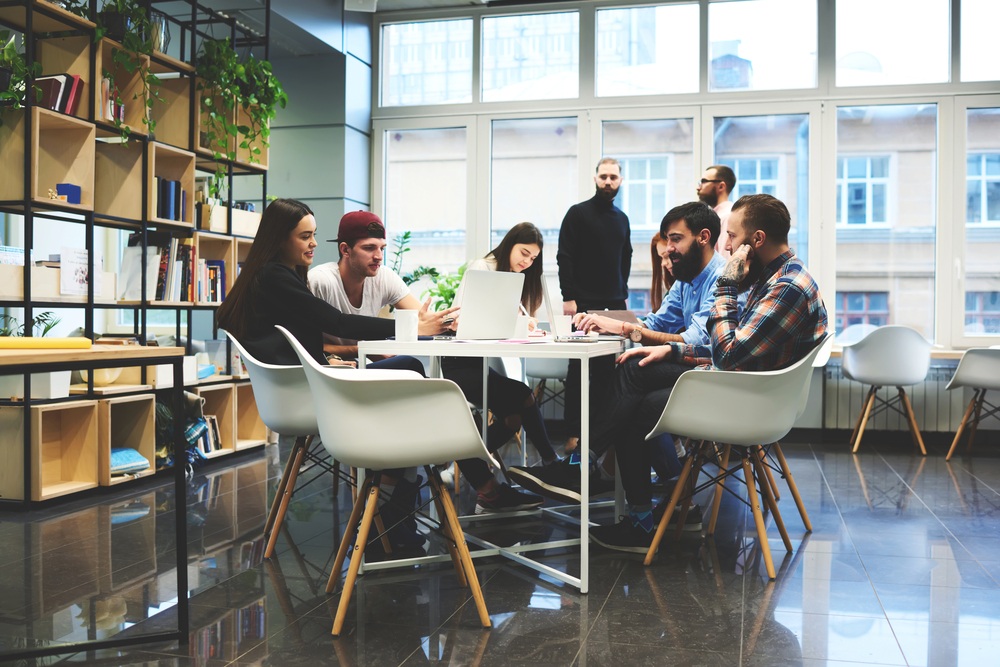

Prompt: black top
[
  {"left": 240, "top": 262, "right": 394, "bottom": 366},
  {"left": 556, "top": 194, "right": 632, "bottom": 304}
]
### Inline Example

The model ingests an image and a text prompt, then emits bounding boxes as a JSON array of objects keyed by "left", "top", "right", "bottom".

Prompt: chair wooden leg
[
  {"left": 744, "top": 456, "right": 777, "bottom": 580},
  {"left": 849, "top": 387, "right": 871, "bottom": 450},
  {"left": 373, "top": 512, "right": 393, "bottom": 554},
  {"left": 852, "top": 386, "right": 878, "bottom": 453},
  {"left": 426, "top": 467, "right": 468, "bottom": 588},
  {"left": 326, "top": 475, "right": 375, "bottom": 594},
  {"left": 708, "top": 443, "right": 731, "bottom": 536},
  {"left": 898, "top": 387, "right": 927, "bottom": 456},
  {"left": 332, "top": 477, "right": 382, "bottom": 637},
  {"left": 758, "top": 446, "right": 780, "bottom": 501},
  {"left": 435, "top": 471, "right": 491, "bottom": 629},
  {"left": 265, "top": 435, "right": 308, "bottom": 537},
  {"left": 265, "top": 438, "right": 310, "bottom": 559},
  {"left": 772, "top": 443, "right": 811, "bottom": 533},
  {"left": 453, "top": 461, "right": 461, "bottom": 494},
  {"left": 751, "top": 447, "right": 791, "bottom": 553},
  {"left": 946, "top": 394, "right": 978, "bottom": 461},
  {"left": 644, "top": 450, "right": 696, "bottom": 566},
  {"left": 965, "top": 391, "right": 987, "bottom": 454},
  {"left": 673, "top": 449, "right": 705, "bottom": 539}
]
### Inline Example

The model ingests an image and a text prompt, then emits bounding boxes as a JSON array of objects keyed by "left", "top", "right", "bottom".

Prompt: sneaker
[
  {"left": 508, "top": 457, "right": 583, "bottom": 504},
  {"left": 475, "top": 483, "right": 544, "bottom": 514},
  {"left": 652, "top": 502, "right": 703, "bottom": 532},
  {"left": 590, "top": 517, "right": 654, "bottom": 554}
]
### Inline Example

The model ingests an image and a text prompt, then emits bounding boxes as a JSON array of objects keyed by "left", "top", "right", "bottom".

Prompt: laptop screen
[{"left": 454, "top": 270, "right": 525, "bottom": 340}]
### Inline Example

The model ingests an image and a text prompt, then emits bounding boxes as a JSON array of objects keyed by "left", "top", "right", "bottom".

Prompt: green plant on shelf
[
  {"left": 196, "top": 37, "right": 286, "bottom": 197},
  {"left": 94, "top": 0, "right": 162, "bottom": 142},
  {"left": 389, "top": 231, "right": 440, "bottom": 287},
  {"left": 0, "top": 31, "right": 42, "bottom": 124},
  {"left": 0, "top": 311, "right": 61, "bottom": 337}
]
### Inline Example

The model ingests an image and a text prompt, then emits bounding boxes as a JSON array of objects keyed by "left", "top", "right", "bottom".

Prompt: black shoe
[
  {"left": 507, "top": 456, "right": 584, "bottom": 504},
  {"left": 379, "top": 478, "right": 426, "bottom": 549},
  {"left": 475, "top": 483, "right": 544, "bottom": 514},
  {"left": 652, "top": 502, "right": 703, "bottom": 532},
  {"left": 590, "top": 517, "right": 654, "bottom": 554}
]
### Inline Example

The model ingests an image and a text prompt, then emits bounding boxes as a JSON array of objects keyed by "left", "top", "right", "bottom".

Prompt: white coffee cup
[
  {"left": 555, "top": 315, "right": 573, "bottom": 337},
  {"left": 514, "top": 315, "right": 530, "bottom": 339},
  {"left": 395, "top": 309, "right": 418, "bottom": 342}
]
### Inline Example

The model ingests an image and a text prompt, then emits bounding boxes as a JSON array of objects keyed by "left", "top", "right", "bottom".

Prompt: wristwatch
[
  {"left": 716, "top": 276, "right": 740, "bottom": 289},
  {"left": 629, "top": 324, "right": 644, "bottom": 343}
]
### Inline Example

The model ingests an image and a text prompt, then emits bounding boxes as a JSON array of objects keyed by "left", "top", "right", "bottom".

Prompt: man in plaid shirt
[{"left": 587, "top": 193, "right": 828, "bottom": 552}]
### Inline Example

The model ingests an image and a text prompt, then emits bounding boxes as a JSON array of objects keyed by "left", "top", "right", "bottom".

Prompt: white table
[{"left": 358, "top": 337, "right": 623, "bottom": 593}]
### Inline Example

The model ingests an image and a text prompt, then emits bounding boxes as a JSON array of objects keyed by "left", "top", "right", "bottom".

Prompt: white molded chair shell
[
  {"left": 276, "top": 325, "right": 497, "bottom": 471},
  {"left": 946, "top": 347, "right": 1000, "bottom": 392},
  {"left": 796, "top": 335, "right": 835, "bottom": 420},
  {"left": 525, "top": 356, "right": 570, "bottom": 380},
  {"left": 647, "top": 334, "right": 830, "bottom": 446},
  {"left": 841, "top": 325, "right": 931, "bottom": 388},
  {"left": 835, "top": 323, "right": 879, "bottom": 346},
  {"left": 223, "top": 329, "right": 317, "bottom": 437}
]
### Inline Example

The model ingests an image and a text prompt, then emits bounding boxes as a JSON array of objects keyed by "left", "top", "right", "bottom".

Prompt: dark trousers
[
  {"left": 589, "top": 357, "right": 690, "bottom": 508},
  {"left": 563, "top": 299, "right": 627, "bottom": 435},
  {"left": 443, "top": 357, "right": 556, "bottom": 489}
]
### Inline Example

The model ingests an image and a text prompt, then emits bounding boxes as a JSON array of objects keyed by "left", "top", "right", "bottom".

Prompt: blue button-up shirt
[{"left": 643, "top": 252, "right": 727, "bottom": 346}]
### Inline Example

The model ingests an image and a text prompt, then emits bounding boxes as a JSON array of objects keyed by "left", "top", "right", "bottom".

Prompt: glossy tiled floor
[{"left": 1, "top": 434, "right": 999, "bottom": 666}]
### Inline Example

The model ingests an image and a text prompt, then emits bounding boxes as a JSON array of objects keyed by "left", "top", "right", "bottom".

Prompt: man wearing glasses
[{"left": 696, "top": 165, "right": 737, "bottom": 257}]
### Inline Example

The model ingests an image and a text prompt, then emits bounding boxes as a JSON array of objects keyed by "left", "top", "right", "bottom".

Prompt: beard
[
  {"left": 738, "top": 256, "right": 765, "bottom": 292},
  {"left": 668, "top": 244, "right": 703, "bottom": 283},
  {"left": 698, "top": 190, "right": 718, "bottom": 208},
  {"left": 595, "top": 184, "right": 619, "bottom": 201}
]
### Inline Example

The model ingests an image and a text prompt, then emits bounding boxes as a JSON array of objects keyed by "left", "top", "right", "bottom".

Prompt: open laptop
[
  {"left": 541, "top": 277, "right": 572, "bottom": 337},
  {"left": 454, "top": 270, "right": 525, "bottom": 340}
]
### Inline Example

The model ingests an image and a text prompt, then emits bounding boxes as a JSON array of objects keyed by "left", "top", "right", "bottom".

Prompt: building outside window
[
  {"left": 381, "top": 20, "right": 472, "bottom": 107},
  {"left": 616, "top": 156, "right": 670, "bottom": 231},
  {"left": 482, "top": 12, "right": 579, "bottom": 102},
  {"left": 835, "top": 292, "right": 889, "bottom": 331},
  {"left": 965, "top": 292, "right": 1000, "bottom": 333},
  {"left": 967, "top": 153, "right": 1000, "bottom": 224},
  {"left": 717, "top": 157, "right": 779, "bottom": 199},
  {"left": 836, "top": 156, "right": 890, "bottom": 226}
]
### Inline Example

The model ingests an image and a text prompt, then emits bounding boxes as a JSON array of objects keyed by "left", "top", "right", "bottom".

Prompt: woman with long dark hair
[
  {"left": 443, "top": 222, "right": 556, "bottom": 514},
  {"left": 649, "top": 232, "right": 675, "bottom": 313},
  {"left": 218, "top": 198, "right": 454, "bottom": 550}
]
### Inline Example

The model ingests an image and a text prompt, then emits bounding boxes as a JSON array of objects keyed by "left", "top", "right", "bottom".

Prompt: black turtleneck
[{"left": 556, "top": 193, "right": 632, "bottom": 306}]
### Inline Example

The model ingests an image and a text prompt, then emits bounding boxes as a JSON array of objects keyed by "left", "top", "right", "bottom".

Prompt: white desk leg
[
  {"left": 580, "top": 355, "right": 589, "bottom": 594},
  {"left": 481, "top": 357, "right": 489, "bottom": 445}
]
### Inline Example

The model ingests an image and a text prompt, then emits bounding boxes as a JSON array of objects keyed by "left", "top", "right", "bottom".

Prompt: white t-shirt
[
  {"left": 308, "top": 262, "right": 411, "bottom": 316},
  {"left": 714, "top": 200, "right": 734, "bottom": 257}
]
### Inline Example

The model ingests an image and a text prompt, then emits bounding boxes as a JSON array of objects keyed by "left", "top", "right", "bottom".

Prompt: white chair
[
  {"left": 841, "top": 325, "right": 931, "bottom": 455},
  {"left": 642, "top": 335, "right": 831, "bottom": 579},
  {"left": 945, "top": 346, "right": 1000, "bottom": 461},
  {"left": 222, "top": 330, "right": 350, "bottom": 559},
  {"left": 276, "top": 325, "right": 495, "bottom": 636}
]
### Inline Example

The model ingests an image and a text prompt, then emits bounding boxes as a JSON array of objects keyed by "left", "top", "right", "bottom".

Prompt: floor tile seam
[
  {"left": 570, "top": 564, "right": 624, "bottom": 665},
  {"left": 871, "top": 447, "right": 1000, "bottom": 587}
]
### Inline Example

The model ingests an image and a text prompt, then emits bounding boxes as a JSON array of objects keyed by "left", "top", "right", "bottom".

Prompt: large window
[
  {"left": 383, "top": 127, "right": 468, "bottom": 275},
  {"left": 595, "top": 4, "right": 698, "bottom": 97},
  {"left": 836, "top": 104, "right": 937, "bottom": 339},
  {"left": 490, "top": 118, "right": 577, "bottom": 273},
  {"left": 836, "top": 156, "right": 890, "bottom": 226},
  {"left": 961, "top": 0, "right": 1000, "bottom": 82},
  {"left": 482, "top": 12, "right": 579, "bottom": 103},
  {"left": 707, "top": 0, "right": 817, "bottom": 92},
  {"left": 836, "top": 0, "right": 949, "bottom": 86},
  {"left": 963, "top": 107, "right": 1000, "bottom": 336},
  {"left": 381, "top": 20, "right": 472, "bottom": 107},
  {"left": 713, "top": 113, "right": 810, "bottom": 261},
  {"left": 617, "top": 156, "right": 669, "bottom": 230}
]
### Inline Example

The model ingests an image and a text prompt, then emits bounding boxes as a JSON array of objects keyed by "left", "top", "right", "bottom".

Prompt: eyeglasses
[{"left": 700, "top": 178, "right": 722, "bottom": 184}]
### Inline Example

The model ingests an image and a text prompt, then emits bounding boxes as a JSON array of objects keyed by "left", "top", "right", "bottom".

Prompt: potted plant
[
  {"left": 94, "top": 0, "right": 161, "bottom": 141},
  {"left": 0, "top": 31, "right": 41, "bottom": 118},
  {"left": 0, "top": 311, "right": 72, "bottom": 399},
  {"left": 196, "top": 37, "right": 286, "bottom": 197}
]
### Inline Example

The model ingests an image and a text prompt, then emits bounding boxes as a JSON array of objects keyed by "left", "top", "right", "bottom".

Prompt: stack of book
[
  {"left": 153, "top": 177, "right": 188, "bottom": 222},
  {"left": 35, "top": 73, "right": 84, "bottom": 115}
]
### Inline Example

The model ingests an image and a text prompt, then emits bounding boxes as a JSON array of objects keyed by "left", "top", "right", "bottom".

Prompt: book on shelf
[
  {"left": 205, "top": 259, "right": 226, "bottom": 303},
  {"left": 35, "top": 74, "right": 69, "bottom": 112},
  {"left": 60, "top": 74, "right": 83, "bottom": 115},
  {"left": 206, "top": 415, "right": 222, "bottom": 452},
  {"left": 0, "top": 246, "right": 27, "bottom": 265}
]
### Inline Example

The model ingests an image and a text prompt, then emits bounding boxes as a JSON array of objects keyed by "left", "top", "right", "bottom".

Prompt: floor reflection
[{"left": 1, "top": 440, "right": 999, "bottom": 666}]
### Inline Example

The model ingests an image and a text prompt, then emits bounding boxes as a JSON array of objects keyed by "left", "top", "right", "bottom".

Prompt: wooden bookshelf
[
  {"left": 151, "top": 74, "right": 193, "bottom": 150},
  {"left": 148, "top": 142, "right": 195, "bottom": 226},
  {"left": 35, "top": 34, "right": 91, "bottom": 121},
  {"left": 196, "top": 383, "right": 236, "bottom": 458},
  {"left": 96, "top": 38, "right": 150, "bottom": 136},
  {"left": 95, "top": 138, "right": 144, "bottom": 221},
  {"left": 234, "top": 382, "right": 266, "bottom": 451}
]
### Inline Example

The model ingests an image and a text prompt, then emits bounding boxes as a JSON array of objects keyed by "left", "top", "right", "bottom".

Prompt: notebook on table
[{"left": 454, "top": 270, "right": 525, "bottom": 340}]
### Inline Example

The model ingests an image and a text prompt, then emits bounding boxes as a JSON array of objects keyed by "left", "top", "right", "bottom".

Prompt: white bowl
[{"left": 80, "top": 367, "right": 123, "bottom": 386}]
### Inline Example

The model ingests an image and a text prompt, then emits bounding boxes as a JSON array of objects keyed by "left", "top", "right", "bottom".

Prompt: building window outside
[
  {"left": 836, "top": 156, "right": 890, "bottom": 226},
  {"left": 627, "top": 288, "right": 651, "bottom": 314},
  {"left": 717, "top": 157, "right": 779, "bottom": 200},
  {"left": 835, "top": 292, "right": 889, "bottom": 332},
  {"left": 965, "top": 291, "right": 1000, "bottom": 334},
  {"left": 381, "top": 20, "right": 473, "bottom": 107},
  {"left": 616, "top": 156, "right": 669, "bottom": 231},
  {"left": 482, "top": 12, "right": 579, "bottom": 102},
  {"left": 967, "top": 153, "right": 1000, "bottom": 224}
]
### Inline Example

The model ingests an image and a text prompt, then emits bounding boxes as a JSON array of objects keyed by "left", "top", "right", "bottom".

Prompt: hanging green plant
[
  {"left": 94, "top": 0, "right": 161, "bottom": 141},
  {"left": 0, "top": 31, "right": 42, "bottom": 124},
  {"left": 196, "top": 37, "right": 286, "bottom": 197}
]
